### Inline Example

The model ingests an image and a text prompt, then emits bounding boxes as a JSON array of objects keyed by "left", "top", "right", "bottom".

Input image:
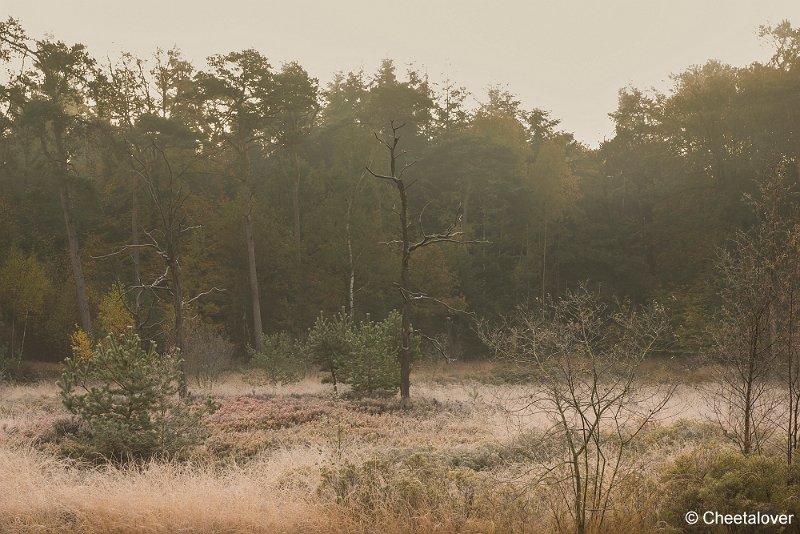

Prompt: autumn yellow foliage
[
  {"left": 69, "top": 326, "right": 93, "bottom": 361},
  {"left": 96, "top": 282, "right": 135, "bottom": 337}
]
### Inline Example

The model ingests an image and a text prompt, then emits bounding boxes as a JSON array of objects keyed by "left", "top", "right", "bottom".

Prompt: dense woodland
[{"left": 1, "top": 18, "right": 800, "bottom": 364}]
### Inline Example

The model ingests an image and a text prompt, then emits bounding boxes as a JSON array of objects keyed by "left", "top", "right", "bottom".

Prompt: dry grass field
[{"left": 0, "top": 361, "right": 734, "bottom": 533}]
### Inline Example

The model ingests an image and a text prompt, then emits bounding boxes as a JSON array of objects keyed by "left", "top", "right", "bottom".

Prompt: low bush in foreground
[
  {"left": 318, "top": 450, "right": 529, "bottom": 533},
  {"left": 660, "top": 450, "right": 800, "bottom": 530},
  {"left": 58, "top": 333, "right": 215, "bottom": 461}
]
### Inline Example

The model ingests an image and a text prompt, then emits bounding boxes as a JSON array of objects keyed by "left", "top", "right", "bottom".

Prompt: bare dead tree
[
  {"left": 367, "top": 121, "right": 484, "bottom": 408},
  {"left": 133, "top": 142, "right": 192, "bottom": 358},
  {"left": 96, "top": 139, "right": 222, "bottom": 396},
  {"left": 480, "top": 284, "right": 673, "bottom": 534}
]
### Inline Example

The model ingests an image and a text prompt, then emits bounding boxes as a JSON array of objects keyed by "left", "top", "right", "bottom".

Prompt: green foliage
[
  {"left": 0, "top": 248, "right": 50, "bottom": 319},
  {"left": 307, "top": 310, "right": 417, "bottom": 395},
  {"left": 58, "top": 332, "right": 213, "bottom": 460},
  {"left": 347, "top": 311, "right": 403, "bottom": 394},
  {"left": 0, "top": 344, "right": 21, "bottom": 380},
  {"left": 307, "top": 311, "right": 353, "bottom": 390},
  {"left": 661, "top": 451, "right": 800, "bottom": 529},
  {"left": 247, "top": 332, "right": 305, "bottom": 385},
  {"left": 0, "top": 248, "right": 51, "bottom": 358}
]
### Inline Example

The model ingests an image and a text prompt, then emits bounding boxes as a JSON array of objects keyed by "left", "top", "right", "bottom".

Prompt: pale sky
[{"left": 5, "top": 1, "right": 799, "bottom": 146}]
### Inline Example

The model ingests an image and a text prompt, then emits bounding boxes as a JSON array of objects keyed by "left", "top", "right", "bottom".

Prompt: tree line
[{"left": 1, "top": 17, "right": 799, "bottom": 369}]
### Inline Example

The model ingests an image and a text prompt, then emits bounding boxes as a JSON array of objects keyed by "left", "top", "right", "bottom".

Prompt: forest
[
  {"left": 2, "top": 18, "right": 796, "bottom": 365},
  {"left": 3, "top": 15, "right": 800, "bottom": 534}
]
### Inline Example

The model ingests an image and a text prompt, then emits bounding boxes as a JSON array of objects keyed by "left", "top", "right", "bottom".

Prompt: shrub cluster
[
  {"left": 318, "top": 450, "right": 529, "bottom": 533},
  {"left": 247, "top": 331, "right": 306, "bottom": 385},
  {"left": 58, "top": 332, "right": 214, "bottom": 460},
  {"left": 307, "top": 310, "right": 415, "bottom": 395},
  {"left": 306, "top": 312, "right": 352, "bottom": 392},
  {"left": 183, "top": 319, "right": 234, "bottom": 389},
  {"left": 0, "top": 344, "right": 21, "bottom": 380},
  {"left": 660, "top": 450, "right": 800, "bottom": 529}
]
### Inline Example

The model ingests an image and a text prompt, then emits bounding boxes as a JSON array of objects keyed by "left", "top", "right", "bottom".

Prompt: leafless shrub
[
  {"left": 480, "top": 284, "right": 673, "bottom": 534},
  {"left": 707, "top": 168, "right": 800, "bottom": 457},
  {"left": 182, "top": 318, "right": 234, "bottom": 389}
]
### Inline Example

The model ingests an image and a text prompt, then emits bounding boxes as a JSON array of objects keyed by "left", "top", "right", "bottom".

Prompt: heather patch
[{"left": 208, "top": 396, "right": 339, "bottom": 431}]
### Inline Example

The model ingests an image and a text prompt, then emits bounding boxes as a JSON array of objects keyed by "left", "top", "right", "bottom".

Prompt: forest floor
[{"left": 0, "top": 360, "right": 737, "bottom": 533}]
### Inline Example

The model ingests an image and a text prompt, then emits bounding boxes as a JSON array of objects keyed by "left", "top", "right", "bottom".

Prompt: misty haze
[{"left": 2, "top": 4, "right": 800, "bottom": 533}]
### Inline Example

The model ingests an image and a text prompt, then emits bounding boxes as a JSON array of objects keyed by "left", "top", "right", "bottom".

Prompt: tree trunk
[
  {"left": 9, "top": 303, "right": 16, "bottom": 358},
  {"left": 50, "top": 126, "right": 92, "bottom": 337},
  {"left": 574, "top": 452, "right": 585, "bottom": 534},
  {"left": 399, "top": 178, "right": 412, "bottom": 408},
  {"left": 170, "top": 259, "right": 184, "bottom": 352},
  {"left": 245, "top": 207, "right": 264, "bottom": 353},
  {"left": 399, "top": 298, "right": 412, "bottom": 406},
  {"left": 789, "top": 288, "right": 795, "bottom": 465},
  {"left": 59, "top": 181, "right": 93, "bottom": 337},
  {"left": 19, "top": 311, "right": 28, "bottom": 358},
  {"left": 541, "top": 205, "right": 548, "bottom": 304},
  {"left": 462, "top": 185, "right": 470, "bottom": 232},
  {"left": 169, "top": 256, "right": 187, "bottom": 396},
  {"left": 131, "top": 171, "right": 143, "bottom": 335},
  {"left": 346, "top": 198, "right": 355, "bottom": 319},
  {"left": 292, "top": 150, "right": 302, "bottom": 262},
  {"left": 788, "top": 273, "right": 798, "bottom": 464},
  {"left": 237, "top": 145, "right": 265, "bottom": 353},
  {"left": 743, "top": 324, "right": 759, "bottom": 455}
]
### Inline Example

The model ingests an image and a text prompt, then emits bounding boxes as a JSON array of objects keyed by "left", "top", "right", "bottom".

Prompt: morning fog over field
[{"left": 2, "top": 3, "right": 800, "bottom": 533}]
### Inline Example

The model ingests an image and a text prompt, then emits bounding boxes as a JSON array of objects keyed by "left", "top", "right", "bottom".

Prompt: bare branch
[
  {"left": 395, "top": 284, "right": 476, "bottom": 317},
  {"left": 409, "top": 231, "right": 488, "bottom": 252},
  {"left": 91, "top": 243, "right": 158, "bottom": 259},
  {"left": 185, "top": 286, "right": 226, "bottom": 306},
  {"left": 417, "top": 331, "right": 454, "bottom": 363},
  {"left": 372, "top": 131, "right": 392, "bottom": 152},
  {"left": 418, "top": 201, "right": 431, "bottom": 237},
  {"left": 365, "top": 166, "right": 397, "bottom": 183},
  {"left": 397, "top": 160, "right": 416, "bottom": 180}
]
